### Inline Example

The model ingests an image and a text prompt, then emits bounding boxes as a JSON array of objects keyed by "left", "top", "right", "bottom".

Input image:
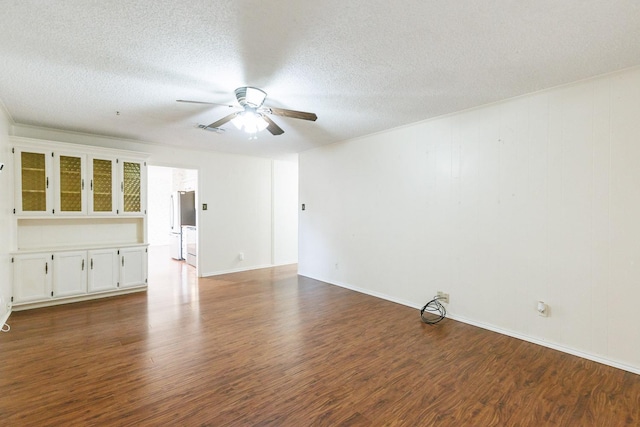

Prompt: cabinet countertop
[{"left": 11, "top": 243, "right": 149, "bottom": 255}]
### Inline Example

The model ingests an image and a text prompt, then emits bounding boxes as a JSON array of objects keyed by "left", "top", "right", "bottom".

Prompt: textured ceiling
[{"left": 1, "top": 1, "right": 640, "bottom": 159}]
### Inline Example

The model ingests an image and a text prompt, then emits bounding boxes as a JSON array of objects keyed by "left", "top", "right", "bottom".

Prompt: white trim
[
  {"left": 270, "top": 262, "right": 297, "bottom": 269},
  {"left": 299, "top": 64, "right": 640, "bottom": 156},
  {"left": 11, "top": 286, "right": 147, "bottom": 311},
  {"left": 270, "top": 160, "right": 275, "bottom": 265},
  {"left": 302, "top": 273, "right": 418, "bottom": 308},
  {"left": 12, "top": 123, "right": 296, "bottom": 161},
  {"left": 0, "top": 308, "right": 10, "bottom": 328},
  {"left": 202, "top": 263, "right": 275, "bottom": 277},
  {"left": 12, "top": 242, "right": 148, "bottom": 255},
  {"left": 299, "top": 273, "right": 640, "bottom": 376},
  {"left": 445, "top": 313, "right": 640, "bottom": 376},
  {"left": 10, "top": 136, "right": 149, "bottom": 159},
  {"left": 202, "top": 263, "right": 296, "bottom": 278}
]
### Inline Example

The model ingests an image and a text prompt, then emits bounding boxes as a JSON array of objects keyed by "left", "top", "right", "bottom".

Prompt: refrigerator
[{"left": 170, "top": 191, "right": 196, "bottom": 260}]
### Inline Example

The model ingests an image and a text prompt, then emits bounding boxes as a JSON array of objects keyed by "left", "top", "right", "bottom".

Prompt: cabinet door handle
[
  {"left": 90, "top": 179, "right": 93, "bottom": 191},
  {"left": 82, "top": 259, "right": 85, "bottom": 270},
  {"left": 122, "top": 256, "right": 125, "bottom": 267},
  {"left": 90, "top": 258, "right": 93, "bottom": 269},
  {"left": 45, "top": 262, "right": 48, "bottom": 274},
  {"left": 121, "top": 182, "right": 124, "bottom": 192},
  {"left": 82, "top": 179, "right": 85, "bottom": 190},
  {"left": 46, "top": 177, "right": 49, "bottom": 188}
]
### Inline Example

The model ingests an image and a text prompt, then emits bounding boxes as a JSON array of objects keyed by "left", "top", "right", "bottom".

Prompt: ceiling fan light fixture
[
  {"left": 231, "top": 114, "right": 244, "bottom": 130},
  {"left": 232, "top": 110, "right": 269, "bottom": 134},
  {"left": 256, "top": 115, "right": 269, "bottom": 132}
]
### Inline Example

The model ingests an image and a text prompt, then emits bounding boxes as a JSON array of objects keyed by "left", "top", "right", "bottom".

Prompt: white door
[
  {"left": 120, "top": 246, "right": 147, "bottom": 288},
  {"left": 88, "top": 249, "right": 119, "bottom": 292},
  {"left": 13, "top": 253, "right": 52, "bottom": 303},
  {"left": 53, "top": 251, "right": 88, "bottom": 298}
]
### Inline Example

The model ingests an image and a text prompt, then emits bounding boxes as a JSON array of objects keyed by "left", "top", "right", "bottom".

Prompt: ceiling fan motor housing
[{"left": 235, "top": 86, "right": 267, "bottom": 108}]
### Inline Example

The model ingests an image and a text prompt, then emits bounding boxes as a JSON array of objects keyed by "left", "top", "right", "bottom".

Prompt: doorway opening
[{"left": 147, "top": 166, "right": 199, "bottom": 279}]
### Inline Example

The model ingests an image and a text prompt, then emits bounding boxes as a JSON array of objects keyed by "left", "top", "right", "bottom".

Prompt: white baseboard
[
  {"left": 270, "top": 262, "right": 298, "bottom": 268},
  {"left": 202, "top": 264, "right": 275, "bottom": 277},
  {"left": 1, "top": 308, "right": 11, "bottom": 329},
  {"left": 299, "top": 272, "right": 640, "bottom": 376},
  {"left": 446, "top": 313, "right": 640, "bottom": 376},
  {"left": 11, "top": 286, "right": 147, "bottom": 311}
]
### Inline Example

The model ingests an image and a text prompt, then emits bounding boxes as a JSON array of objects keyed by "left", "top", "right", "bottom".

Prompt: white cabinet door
[
  {"left": 13, "top": 253, "right": 52, "bottom": 303},
  {"left": 54, "top": 152, "right": 87, "bottom": 215},
  {"left": 119, "top": 246, "right": 147, "bottom": 288},
  {"left": 88, "top": 156, "right": 118, "bottom": 215},
  {"left": 13, "top": 147, "right": 53, "bottom": 215},
  {"left": 118, "top": 159, "right": 146, "bottom": 216},
  {"left": 53, "top": 251, "right": 88, "bottom": 298},
  {"left": 88, "top": 249, "right": 119, "bottom": 292}
]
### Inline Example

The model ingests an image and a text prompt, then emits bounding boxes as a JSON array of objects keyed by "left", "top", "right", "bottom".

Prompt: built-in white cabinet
[
  {"left": 88, "top": 248, "right": 119, "bottom": 292},
  {"left": 120, "top": 246, "right": 148, "bottom": 288},
  {"left": 11, "top": 137, "right": 149, "bottom": 311},
  {"left": 52, "top": 250, "right": 88, "bottom": 298},
  {"left": 12, "top": 246, "right": 148, "bottom": 308},
  {"left": 13, "top": 142, "right": 146, "bottom": 218},
  {"left": 12, "top": 253, "right": 52, "bottom": 304}
]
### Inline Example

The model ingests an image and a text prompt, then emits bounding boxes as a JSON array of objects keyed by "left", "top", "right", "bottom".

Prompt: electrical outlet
[
  {"left": 437, "top": 291, "right": 449, "bottom": 304},
  {"left": 537, "top": 301, "right": 548, "bottom": 317}
]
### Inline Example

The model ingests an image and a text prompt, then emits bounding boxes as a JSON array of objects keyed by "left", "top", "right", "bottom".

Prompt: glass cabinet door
[
  {"left": 121, "top": 160, "right": 144, "bottom": 214},
  {"left": 90, "top": 157, "right": 117, "bottom": 214},
  {"left": 20, "top": 151, "right": 48, "bottom": 212},
  {"left": 56, "top": 153, "right": 85, "bottom": 214},
  {"left": 15, "top": 148, "right": 52, "bottom": 215}
]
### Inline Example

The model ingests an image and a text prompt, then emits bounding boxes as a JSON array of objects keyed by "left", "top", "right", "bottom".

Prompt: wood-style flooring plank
[{"left": 1, "top": 249, "right": 640, "bottom": 426}]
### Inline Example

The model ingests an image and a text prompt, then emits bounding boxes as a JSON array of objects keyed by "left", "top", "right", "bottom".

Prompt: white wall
[
  {"left": 0, "top": 104, "right": 12, "bottom": 325},
  {"left": 172, "top": 168, "right": 197, "bottom": 192},
  {"left": 273, "top": 159, "right": 298, "bottom": 266},
  {"left": 11, "top": 125, "right": 294, "bottom": 276},
  {"left": 299, "top": 66, "right": 640, "bottom": 374},
  {"left": 147, "top": 166, "right": 173, "bottom": 246}
]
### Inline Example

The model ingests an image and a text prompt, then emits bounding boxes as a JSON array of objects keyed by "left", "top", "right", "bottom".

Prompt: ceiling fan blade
[
  {"left": 177, "top": 99, "right": 235, "bottom": 108},
  {"left": 206, "top": 112, "right": 240, "bottom": 129},
  {"left": 265, "top": 107, "right": 317, "bottom": 121},
  {"left": 261, "top": 115, "right": 284, "bottom": 136}
]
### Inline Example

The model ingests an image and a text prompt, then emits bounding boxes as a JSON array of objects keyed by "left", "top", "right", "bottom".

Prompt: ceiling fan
[{"left": 177, "top": 87, "right": 317, "bottom": 137}]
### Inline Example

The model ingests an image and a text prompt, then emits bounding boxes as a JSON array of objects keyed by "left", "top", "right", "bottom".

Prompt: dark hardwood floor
[{"left": 1, "top": 247, "right": 640, "bottom": 426}]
